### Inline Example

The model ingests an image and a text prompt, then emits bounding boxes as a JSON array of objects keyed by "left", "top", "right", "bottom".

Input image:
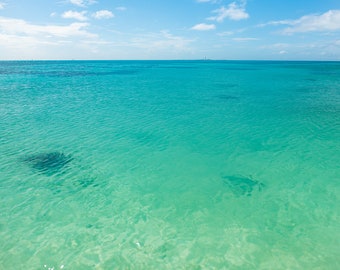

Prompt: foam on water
[{"left": 0, "top": 61, "right": 339, "bottom": 269}]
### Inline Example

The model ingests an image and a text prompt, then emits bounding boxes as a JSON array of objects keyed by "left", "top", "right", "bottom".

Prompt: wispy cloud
[
  {"left": 0, "top": 16, "right": 96, "bottom": 38},
  {"left": 209, "top": 1, "right": 249, "bottom": 22},
  {"left": 0, "top": 16, "right": 99, "bottom": 59},
  {"left": 128, "top": 31, "right": 193, "bottom": 51},
  {"left": 196, "top": 0, "right": 218, "bottom": 3},
  {"left": 260, "top": 10, "right": 340, "bottom": 34},
  {"left": 116, "top": 6, "right": 127, "bottom": 11},
  {"left": 232, "top": 37, "right": 259, "bottom": 41},
  {"left": 92, "top": 10, "right": 114, "bottom": 19},
  {"left": 0, "top": 2, "right": 6, "bottom": 9},
  {"left": 283, "top": 10, "right": 340, "bottom": 34},
  {"left": 69, "top": 0, "right": 96, "bottom": 8},
  {"left": 217, "top": 31, "right": 234, "bottom": 36},
  {"left": 62, "top": 10, "right": 88, "bottom": 21},
  {"left": 259, "top": 39, "right": 340, "bottom": 59},
  {"left": 191, "top": 23, "right": 216, "bottom": 31}
]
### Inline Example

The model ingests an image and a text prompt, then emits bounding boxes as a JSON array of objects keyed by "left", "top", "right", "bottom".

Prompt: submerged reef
[
  {"left": 22, "top": 151, "right": 73, "bottom": 175},
  {"left": 77, "top": 177, "right": 97, "bottom": 188},
  {"left": 222, "top": 175, "right": 265, "bottom": 196}
]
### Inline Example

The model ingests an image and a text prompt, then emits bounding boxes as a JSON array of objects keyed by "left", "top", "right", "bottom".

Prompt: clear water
[{"left": 0, "top": 60, "right": 339, "bottom": 269}]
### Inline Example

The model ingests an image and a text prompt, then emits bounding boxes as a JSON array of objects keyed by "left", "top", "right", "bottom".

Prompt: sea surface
[{"left": 0, "top": 60, "right": 339, "bottom": 269}]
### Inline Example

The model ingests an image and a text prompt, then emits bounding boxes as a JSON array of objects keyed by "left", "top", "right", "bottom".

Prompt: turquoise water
[{"left": 0, "top": 60, "right": 339, "bottom": 269}]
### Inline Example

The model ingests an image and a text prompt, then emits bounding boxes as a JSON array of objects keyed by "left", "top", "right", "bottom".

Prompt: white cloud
[
  {"left": 209, "top": 2, "right": 249, "bottom": 22},
  {"left": 232, "top": 37, "right": 259, "bottom": 41},
  {"left": 70, "top": 0, "right": 83, "bottom": 6},
  {"left": 69, "top": 0, "right": 96, "bottom": 7},
  {"left": 191, "top": 23, "right": 216, "bottom": 31},
  {"left": 0, "top": 2, "right": 5, "bottom": 9},
  {"left": 0, "top": 16, "right": 95, "bottom": 38},
  {"left": 283, "top": 10, "right": 340, "bottom": 34},
  {"left": 62, "top": 10, "right": 88, "bottom": 21},
  {"left": 0, "top": 16, "right": 99, "bottom": 59},
  {"left": 260, "top": 10, "right": 340, "bottom": 34},
  {"left": 92, "top": 10, "right": 114, "bottom": 19}
]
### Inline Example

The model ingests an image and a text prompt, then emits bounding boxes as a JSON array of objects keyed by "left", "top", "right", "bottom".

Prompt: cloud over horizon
[{"left": 0, "top": 16, "right": 95, "bottom": 38}]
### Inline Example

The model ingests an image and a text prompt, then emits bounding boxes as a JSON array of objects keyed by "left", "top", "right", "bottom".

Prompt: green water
[{"left": 0, "top": 61, "right": 339, "bottom": 269}]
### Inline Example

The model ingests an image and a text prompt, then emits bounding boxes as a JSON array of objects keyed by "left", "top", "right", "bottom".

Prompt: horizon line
[{"left": 0, "top": 59, "right": 339, "bottom": 62}]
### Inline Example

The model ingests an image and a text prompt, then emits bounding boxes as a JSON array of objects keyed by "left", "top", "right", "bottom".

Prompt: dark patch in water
[
  {"left": 215, "top": 83, "right": 238, "bottom": 88},
  {"left": 154, "top": 243, "right": 175, "bottom": 259},
  {"left": 160, "top": 66, "right": 197, "bottom": 69},
  {"left": 218, "top": 67, "right": 259, "bottom": 71},
  {"left": 310, "top": 70, "right": 339, "bottom": 76},
  {"left": 215, "top": 94, "right": 239, "bottom": 101},
  {"left": 77, "top": 177, "right": 97, "bottom": 188},
  {"left": 304, "top": 78, "right": 317, "bottom": 82},
  {"left": 22, "top": 151, "right": 73, "bottom": 175},
  {"left": 0, "top": 69, "right": 139, "bottom": 77},
  {"left": 222, "top": 175, "right": 265, "bottom": 196},
  {"left": 295, "top": 87, "right": 312, "bottom": 93},
  {"left": 44, "top": 69, "right": 139, "bottom": 77}
]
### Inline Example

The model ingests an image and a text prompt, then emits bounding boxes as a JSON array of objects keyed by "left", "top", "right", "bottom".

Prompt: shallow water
[{"left": 0, "top": 60, "right": 339, "bottom": 269}]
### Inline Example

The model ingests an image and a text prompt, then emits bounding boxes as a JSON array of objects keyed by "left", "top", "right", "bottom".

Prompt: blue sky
[{"left": 0, "top": 0, "right": 339, "bottom": 60}]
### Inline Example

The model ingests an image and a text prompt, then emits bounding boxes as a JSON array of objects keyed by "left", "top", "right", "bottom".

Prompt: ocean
[{"left": 0, "top": 60, "right": 339, "bottom": 269}]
